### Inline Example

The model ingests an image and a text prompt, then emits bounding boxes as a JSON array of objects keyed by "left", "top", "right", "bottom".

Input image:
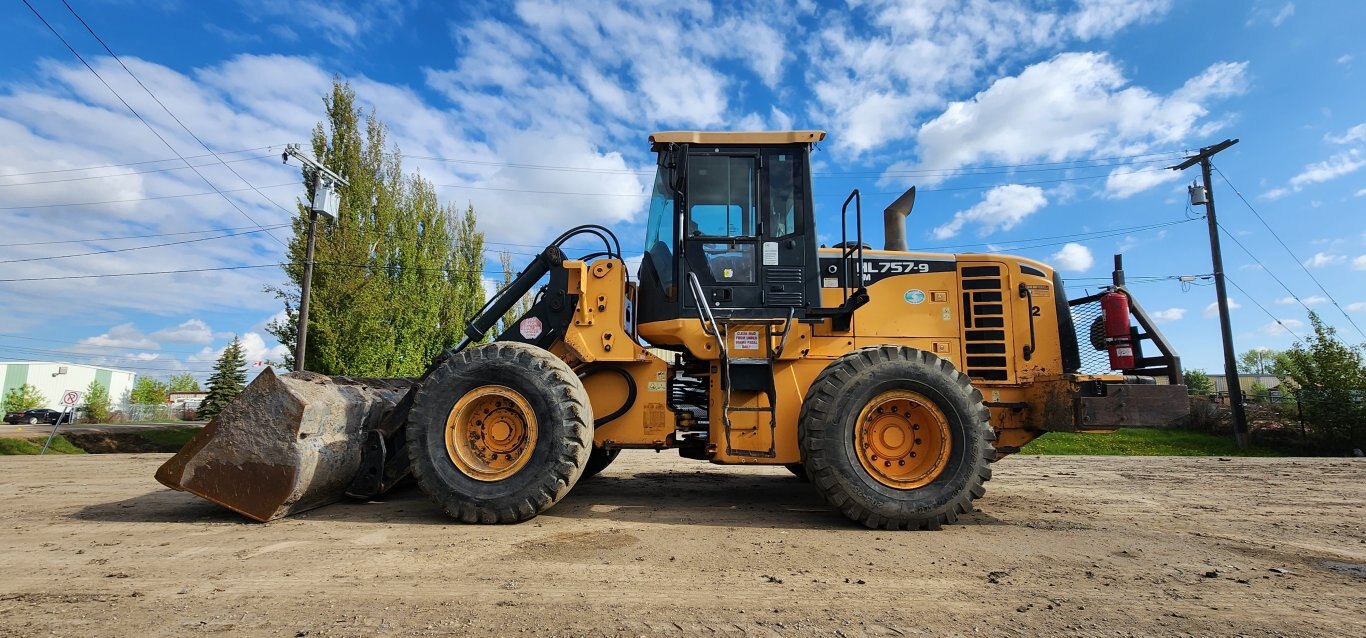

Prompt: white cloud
[
  {"left": 1246, "top": 2, "right": 1296, "bottom": 27},
  {"left": 77, "top": 324, "right": 158, "bottom": 350},
  {"left": 1275, "top": 295, "right": 1326, "bottom": 305},
  {"left": 1204, "top": 298, "right": 1241, "bottom": 318},
  {"left": 808, "top": 0, "right": 1173, "bottom": 155},
  {"left": 1151, "top": 308, "right": 1186, "bottom": 322},
  {"left": 1289, "top": 151, "right": 1365, "bottom": 190},
  {"left": 1304, "top": 252, "right": 1345, "bottom": 268},
  {"left": 1272, "top": 3, "right": 1296, "bottom": 27},
  {"left": 1347, "top": 302, "right": 1366, "bottom": 312},
  {"left": 1262, "top": 318, "right": 1304, "bottom": 336},
  {"left": 1325, "top": 123, "right": 1366, "bottom": 144},
  {"left": 1050, "top": 242, "right": 1094, "bottom": 272},
  {"left": 150, "top": 319, "right": 214, "bottom": 344},
  {"left": 1338, "top": 54, "right": 1354, "bottom": 65},
  {"left": 1105, "top": 166, "right": 1183, "bottom": 199},
  {"left": 1353, "top": 255, "right": 1366, "bottom": 270},
  {"left": 931, "top": 184, "right": 1047, "bottom": 239},
  {"left": 904, "top": 53, "right": 1246, "bottom": 192},
  {"left": 1357, "top": 188, "right": 1366, "bottom": 197}
]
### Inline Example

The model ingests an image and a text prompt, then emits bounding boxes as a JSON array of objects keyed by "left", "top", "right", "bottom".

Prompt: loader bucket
[{"left": 155, "top": 369, "right": 413, "bottom": 522}]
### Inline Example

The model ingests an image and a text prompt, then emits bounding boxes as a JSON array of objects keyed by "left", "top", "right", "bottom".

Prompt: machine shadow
[{"left": 74, "top": 470, "right": 1002, "bottom": 530}]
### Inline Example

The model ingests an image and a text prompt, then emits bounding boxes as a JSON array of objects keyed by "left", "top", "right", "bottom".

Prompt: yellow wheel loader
[{"left": 157, "top": 130, "right": 1189, "bottom": 530}]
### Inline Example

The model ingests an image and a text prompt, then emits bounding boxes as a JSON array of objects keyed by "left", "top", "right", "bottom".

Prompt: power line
[
  {"left": 1213, "top": 165, "right": 1365, "bottom": 339},
  {"left": 0, "top": 333, "right": 214, "bottom": 356},
  {"left": 1223, "top": 275, "right": 1303, "bottom": 341},
  {"left": 0, "top": 260, "right": 512, "bottom": 283},
  {"left": 0, "top": 346, "right": 217, "bottom": 372},
  {"left": 0, "top": 145, "right": 280, "bottom": 177},
  {"left": 909, "top": 218, "right": 1193, "bottom": 252},
  {"left": 1215, "top": 222, "right": 1315, "bottom": 315},
  {"left": 0, "top": 153, "right": 280, "bottom": 187},
  {"left": 0, "top": 182, "right": 297, "bottom": 210},
  {"left": 20, "top": 0, "right": 287, "bottom": 246},
  {"left": 0, "top": 223, "right": 288, "bottom": 247},
  {"left": 0, "top": 225, "right": 289, "bottom": 264}
]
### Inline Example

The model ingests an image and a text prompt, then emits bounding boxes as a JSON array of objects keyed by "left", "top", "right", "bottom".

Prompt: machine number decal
[
  {"left": 818, "top": 256, "right": 955, "bottom": 287},
  {"left": 733, "top": 330, "right": 760, "bottom": 350}
]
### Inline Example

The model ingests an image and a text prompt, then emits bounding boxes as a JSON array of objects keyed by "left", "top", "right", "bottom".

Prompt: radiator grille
[{"left": 960, "top": 265, "right": 1010, "bottom": 381}]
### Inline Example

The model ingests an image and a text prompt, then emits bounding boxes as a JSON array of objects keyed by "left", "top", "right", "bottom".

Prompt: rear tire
[
  {"left": 406, "top": 342, "right": 592, "bottom": 523},
  {"left": 798, "top": 346, "right": 995, "bottom": 530},
  {"left": 580, "top": 446, "right": 621, "bottom": 480},
  {"left": 27, "top": 417, "right": 37, "bottom": 425}
]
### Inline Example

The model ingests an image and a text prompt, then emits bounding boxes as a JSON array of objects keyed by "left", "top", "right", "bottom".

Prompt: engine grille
[{"left": 959, "top": 265, "right": 1010, "bottom": 381}]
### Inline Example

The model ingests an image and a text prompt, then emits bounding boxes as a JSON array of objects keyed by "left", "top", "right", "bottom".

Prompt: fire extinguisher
[{"left": 1101, "top": 291, "right": 1135, "bottom": 370}]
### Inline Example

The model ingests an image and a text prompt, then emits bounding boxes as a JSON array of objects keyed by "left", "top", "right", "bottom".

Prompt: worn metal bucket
[{"left": 155, "top": 369, "right": 412, "bottom": 522}]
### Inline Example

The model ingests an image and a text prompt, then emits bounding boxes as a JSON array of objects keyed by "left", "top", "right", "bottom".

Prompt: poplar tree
[
  {"left": 200, "top": 337, "right": 247, "bottom": 420},
  {"left": 267, "top": 81, "right": 487, "bottom": 376}
]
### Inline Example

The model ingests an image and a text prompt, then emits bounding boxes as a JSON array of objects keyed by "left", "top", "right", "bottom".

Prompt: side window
[
  {"left": 766, "top": 153, "right": 799, "bottom": 237},
  {"left": 644, "top": 169, "right": 676, "bottom": 292},
  {"left": 687, "top": 155, "right": 755, "bottom": 237}
]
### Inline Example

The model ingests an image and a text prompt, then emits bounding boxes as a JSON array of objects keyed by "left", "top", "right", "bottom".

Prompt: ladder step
[{"left": 729, "top": 358, "right": 770, "bottom": 366}]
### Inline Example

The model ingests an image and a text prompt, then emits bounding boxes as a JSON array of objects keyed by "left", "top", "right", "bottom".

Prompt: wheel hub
[
  {"left": 855, "top": 390, "right": 951, "bottom": 489},
  {"left": 445, "top": 386, "right": 537, "bottom": 481}
]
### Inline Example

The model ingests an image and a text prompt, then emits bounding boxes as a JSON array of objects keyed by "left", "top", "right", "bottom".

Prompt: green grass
[
  {"left": 133, "top": 427, "right": 200, "bottom": 447},
  {"left": 1020, "top": 428, "right": 1287, "bottom": 457},
  {"left": 0, "top": 436, "right": 87, "bottom": 455}
]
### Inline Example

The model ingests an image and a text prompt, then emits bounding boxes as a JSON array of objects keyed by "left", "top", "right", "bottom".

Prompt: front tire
[
  {"left": 798, "top": 346, "right": 995, "bottom": 530},
  {"left": 27, "top": 417, "right": 37, "bottom": 425},
  {"left": 580, "top": 446, "right": 621, "bottom": 480},
  {"left": 406, "top": 342, "right": 592, "bottom": 523}
]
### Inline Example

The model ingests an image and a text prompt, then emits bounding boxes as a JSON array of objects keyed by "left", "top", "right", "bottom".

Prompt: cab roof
[{"left": 649, "top": 130, "right": 826, "bottom": 147}]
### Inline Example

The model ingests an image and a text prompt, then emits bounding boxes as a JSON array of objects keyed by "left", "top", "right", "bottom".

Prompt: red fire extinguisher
[{"left": 1101, "top": 291, "right": 1135, "bottom": 370}]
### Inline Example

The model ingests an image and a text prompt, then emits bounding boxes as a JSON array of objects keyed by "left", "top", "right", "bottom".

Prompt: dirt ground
[{"left": 0, "top": 453, "right": 1362, "bottom": 637}]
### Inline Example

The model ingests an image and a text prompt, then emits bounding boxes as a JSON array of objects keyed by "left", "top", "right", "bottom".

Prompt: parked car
[{"left": 3, "top": 408, "right": 68, "bottom": 425}]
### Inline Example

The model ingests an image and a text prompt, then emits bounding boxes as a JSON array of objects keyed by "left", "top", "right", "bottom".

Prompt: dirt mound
[{"left": 63, "top": 432, "right": 181, "bottom": 454}]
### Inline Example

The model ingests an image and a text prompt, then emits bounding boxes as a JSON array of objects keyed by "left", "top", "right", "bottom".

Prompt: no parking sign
[{"left": 61, "top": 390, "right": 82, "bottom": 406}]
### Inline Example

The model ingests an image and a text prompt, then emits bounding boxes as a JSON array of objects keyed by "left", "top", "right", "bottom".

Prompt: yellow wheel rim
[
  {"left": 444, "top": 385, "right": 538, "bottom": 482},
  {"left": 854, "top": 389, "right": 951, "bottom": 489}
]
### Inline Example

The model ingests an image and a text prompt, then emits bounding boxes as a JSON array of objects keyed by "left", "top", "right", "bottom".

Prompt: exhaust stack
[{"left": 883, "top": 186, "right": 916, "bottom": 251}]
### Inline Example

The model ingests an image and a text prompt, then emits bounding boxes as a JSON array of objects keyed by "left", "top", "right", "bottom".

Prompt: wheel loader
[{"left": 157, "top": 130, "right": 1188, "bottom": 530}]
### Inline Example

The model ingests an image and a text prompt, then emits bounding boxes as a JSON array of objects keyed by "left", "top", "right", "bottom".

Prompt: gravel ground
[{"left": 0, "top": 451, "right": 1362, "bottom": 637}]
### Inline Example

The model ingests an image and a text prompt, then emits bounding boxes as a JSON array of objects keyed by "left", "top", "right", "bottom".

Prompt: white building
[{"left": 0, "top": 361, "right": 136, "bottom": 411}]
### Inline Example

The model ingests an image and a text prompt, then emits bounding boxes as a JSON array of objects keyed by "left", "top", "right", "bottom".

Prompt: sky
[{"left": 0, "top": 0, "right": 1362, "bottom": 384}]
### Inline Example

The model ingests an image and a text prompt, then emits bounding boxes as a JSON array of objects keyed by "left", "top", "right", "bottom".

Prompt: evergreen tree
[
  {"left": 3, "top": 384, "right": 47, "bottom": 413},
  {"left": 266, "top": 80, "right": 486, "bottom": 376},
  {"left": 200, "top": 337, "right": 248, "bottom": 420}
]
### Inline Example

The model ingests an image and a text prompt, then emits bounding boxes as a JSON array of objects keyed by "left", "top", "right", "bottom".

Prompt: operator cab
[{"left": 637, "top": 131, "right": 825, "bottom": 327}]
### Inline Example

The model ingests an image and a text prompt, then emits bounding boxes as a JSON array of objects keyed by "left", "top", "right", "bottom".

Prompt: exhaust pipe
[{"left": 883, "top": 186, "right": 916, "bottom": 251}]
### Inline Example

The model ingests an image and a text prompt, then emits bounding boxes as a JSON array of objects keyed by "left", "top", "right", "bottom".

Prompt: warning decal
[
  {"left": 519, "top": 317, "right": 543, "bottom": 339},
  {"left": 733, "top": 330, "right": 760, "bottom": 350}
]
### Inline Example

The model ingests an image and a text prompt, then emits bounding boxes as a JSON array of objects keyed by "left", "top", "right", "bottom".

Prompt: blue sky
[{"left": 0, "top": 0, "right": 1362, "bottom": 382}]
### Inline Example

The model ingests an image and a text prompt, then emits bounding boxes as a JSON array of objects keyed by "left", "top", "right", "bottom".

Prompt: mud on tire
[
  {"left": 405, "top": 342, "right": 592, "bottom": 523},
  {"left": 798, "top": 346, "right": 995, "bottom": 530}
]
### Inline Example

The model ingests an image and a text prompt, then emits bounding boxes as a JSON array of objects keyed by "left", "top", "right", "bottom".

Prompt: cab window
[{"left": 687, "top": 155, "right": 755, "bottom": 237}]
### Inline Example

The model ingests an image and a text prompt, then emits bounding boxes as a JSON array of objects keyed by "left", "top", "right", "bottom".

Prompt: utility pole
[
  {"left": 1170, "top": 139, "right": 1247, "bottom": 448},
  {"left": 282, "top": 144, "right": 347, "bottom": 372}
]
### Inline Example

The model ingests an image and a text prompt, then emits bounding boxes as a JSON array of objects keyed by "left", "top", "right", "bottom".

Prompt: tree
[
  {"left": 1183, "top": 369, "right": 1213, "bottom": 396},
  {"left": 2, "top": 383, "right": 45, "bottom": 413},
  {"left": 496, "top": 250, "right": 535, "bottom": 336},
  {"left": 1277, "top": 312, "right": 1365, "bottom": 453},
  {"left": 200, "top": 337, "right": 248, "bottom": 420},
  {"left": 84, "top": 380, "right": 111, "bottom": 424},
  {"left": 1238, "top": 347, "right": 1282, "bottom": 375},
  {"left": 130, "top": 377, "right": 170, "bottom": 405},
  {"left": 168, "top": 373, "right": 200, "bottom": 393},
  {"left": 266, "top": 80, "right": 486, "bottom": 376},
  {"left": 3, "top": 384, "right": 47, "bottom": 413}
]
